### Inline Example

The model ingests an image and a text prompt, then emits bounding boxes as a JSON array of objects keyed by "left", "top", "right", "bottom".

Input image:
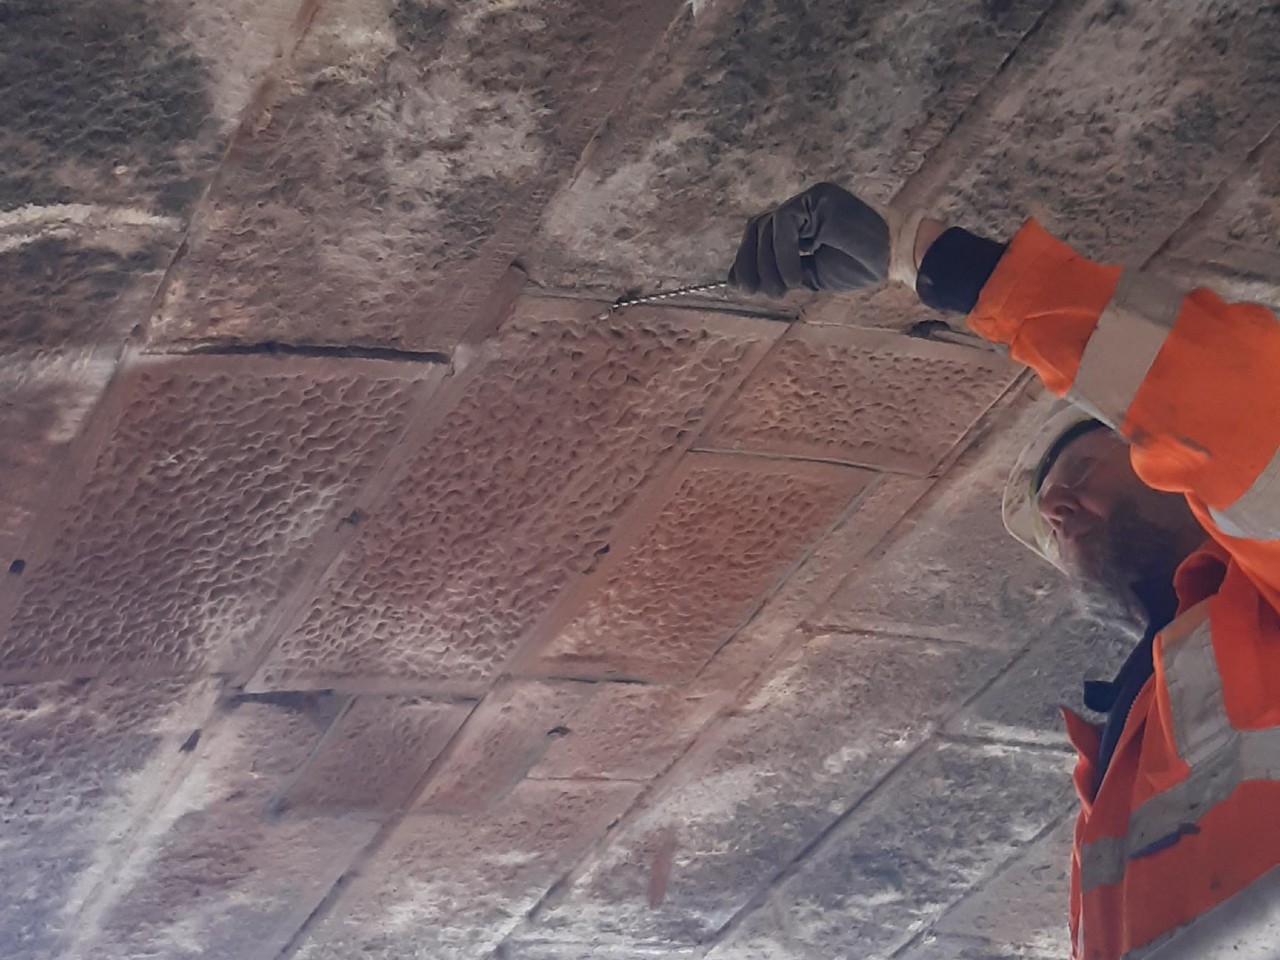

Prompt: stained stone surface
[
  {"left": 2, "top": 1, "right": 1278, "bottom": 958},
  {"left": 150, "top": 0, "right": 686, "bottom": 350},
  {"left": 528, "top": 0, "right": 1057, "bottom": 294},
  {"left": 529, "top": 634, "right": 1007, "bottom": 947},
  {"left": 291, "top": 779, "right": 643, "bottom": 960}
]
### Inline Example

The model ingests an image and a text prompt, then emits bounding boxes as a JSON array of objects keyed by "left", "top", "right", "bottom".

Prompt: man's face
[{"left": 1037, "top": 429, "right": 1202, "bottom": 623}]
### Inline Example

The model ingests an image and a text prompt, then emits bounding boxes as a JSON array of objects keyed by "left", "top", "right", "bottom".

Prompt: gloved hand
[{"left": 727, "top": 182, "right": 891, "bottom": 298}]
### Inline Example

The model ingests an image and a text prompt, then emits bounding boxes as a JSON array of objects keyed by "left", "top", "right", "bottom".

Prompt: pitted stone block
[
  {"left": 703, "top": 328, "right": 1016, "bottom": 475},
  {"left": 1, "top": 355, "right": 430, "bottom": 681},
  {"left": 416, "top": 681, "right": 594, "bottom": 813},
  {"left": 280, "top": 695, "right": 470, "bottom": 815},
  {"left": 528, "top": 455, "right": 872, "bottom": 683},
  {"left": 253, "top": 301, "right": 777, "bottom": 695}
]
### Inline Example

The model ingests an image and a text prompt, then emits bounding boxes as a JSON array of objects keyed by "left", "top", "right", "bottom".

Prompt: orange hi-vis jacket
[{"left": 967, "top": 222, "right": 1280, "bottom": 960}]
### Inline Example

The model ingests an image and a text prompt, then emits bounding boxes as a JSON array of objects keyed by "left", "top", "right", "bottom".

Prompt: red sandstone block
[
  {"left": 415, "top": 680, "right": 594, "bottom": 813},
  {"left": 525, "top": 454, "right": 872, "bottom": 683},
  {"left": 280, "top": 695, "right": 470, "bottom": 815},
  {"left": 702, "top": 326, "right": 1016, "bottom": 476},
  {"left": 253, "top": 301, "right": 777, "bottom": 696}
]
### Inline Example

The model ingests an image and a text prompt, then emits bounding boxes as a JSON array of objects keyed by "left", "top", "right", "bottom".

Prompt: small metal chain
[{"left": 596, "top": 281, "right": 728, "bottom": 320}]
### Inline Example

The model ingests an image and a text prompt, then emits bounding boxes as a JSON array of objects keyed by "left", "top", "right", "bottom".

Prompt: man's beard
[{"left": 1065, "top": 497, "right": 1186, "bottom": 636}]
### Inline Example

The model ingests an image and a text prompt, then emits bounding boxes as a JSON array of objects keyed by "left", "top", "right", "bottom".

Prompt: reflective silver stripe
[
  {"left": 1079, "top": 605, "right": 1227, "bottom": 896},
  {"left": 1079, "top": 727, "right": 1280, "bottom": 895},
  {"left": 1080, "top": 834, "right": 1127, "bottom": 892},
  {"left": 1068, "top": 271, "right": 1184, "bottom": 428},
  {"left": 1159, "top": 609, "right": 1232, "bottom": 767},
  {"left": 1209, "top": 445, "right": 1280, "bottom": 541}
]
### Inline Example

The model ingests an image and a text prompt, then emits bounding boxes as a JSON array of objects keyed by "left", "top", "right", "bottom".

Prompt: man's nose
[{"left": 1038, "top": 486, "right": 1080, "bottom": 532}]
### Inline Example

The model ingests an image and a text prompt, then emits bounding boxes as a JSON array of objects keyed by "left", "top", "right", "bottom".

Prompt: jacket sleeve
[{"left": 966, "top": 221, "right": 1280, "bottom": 603}]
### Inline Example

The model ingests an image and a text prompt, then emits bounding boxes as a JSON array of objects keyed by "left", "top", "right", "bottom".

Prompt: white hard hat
[{"left": 1001, "top": 400, "right": 1103, "bottom": 570}]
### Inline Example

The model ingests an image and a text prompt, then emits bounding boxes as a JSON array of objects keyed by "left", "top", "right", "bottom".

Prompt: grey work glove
[{"left": 727, "top": 182, "right": 891, "bottom": 298}]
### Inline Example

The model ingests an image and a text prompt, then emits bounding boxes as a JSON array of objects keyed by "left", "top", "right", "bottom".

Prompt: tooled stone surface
[
  {"left": 1159, "top": 132, "right": 1280, "bottom": 303},
  {"left": 254, "top": 308, "right": 766, "bottom": 694},
  {"left": 280, "top": 695, "right": 470, "bottom": 815},
  {"left": 703, "top": 330, "right": 1016, "bottom": 474},
  {"left": 939, "top": 0, "right": 1280, "bottom": 264},
  {"left": 530, "top": 683, "right": 727, "bottom": 782},
  {"left": 532, "top": 458, "right": 872, "bottom": 682},
  {"left": 151, "top": 0, "right": 683, "bottom": 350},
  {"left": 530, "top": 634, "right": 1005, "bottom": 947},
  {"left": 817, "top": 397, "right": 1071, "bottom": 648},
  {"left": 0, "top": 676, "right": 213, "bottom": 959},
  {"left": 81, "top": 695, "right": 380, "bottom": 960},
  {"left": 291, "top": 779, "right": 643, "bottom": 960},
  {"left": 930, "top": 817, "right": 1075, "bottom": 957},
  {"left": 0, "top": 0, "right": 219, "bottom": 215},
  {"left": 2, "top": 359, "right": 422, "bottom": 678},
  {"left": 705, "top": 741, "right": 1069, "bottom": 960},
  {"left": 415, "top": 681, "right": 593, "bottom": 813}
]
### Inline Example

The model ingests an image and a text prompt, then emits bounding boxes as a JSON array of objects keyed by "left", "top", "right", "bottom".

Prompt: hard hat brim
[{"left": 1001, "top": 401, "right": 1099, "bottom": 570}]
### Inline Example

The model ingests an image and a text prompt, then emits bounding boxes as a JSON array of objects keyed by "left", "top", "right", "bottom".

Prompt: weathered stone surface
[
  {"left": 417, "top": 681, "right": 593, "bottom": 813},
  {"left": 529, "top": 456, "right": 871, "bottom": 683},
  {"left": 502, "top": 940, "right": 699, "bottom": 960},
  {"left": 531, "top": 683, "right": 727, "bottom": 782},
  {"left": 1157, "top": 132, "right": 1280, "bottom": 308},
  {"left": 0, "top": 356, "right": 427, "bottom": 681},
  {"left": 78, "top": 694, "right": 377, "bottom": 960},
  {"left": 695, "top": 473, "right": 932, "bottom": 693},
  {"left": 253, "top": 301, "right": 776, "bottom": 695},
  {"left": 711, "top": 741, "right": 1071, "bottom": 960},
  {"left": 280, "top": 695, "right": 470, "bottom": 815},
  {"left": 700, "top": 902, "right": 821, "bottom": 960},
  {"left": 0, "top": 235, "right": 169, "bottom": 350},
  {"left": 152, "top": 0, "right": 685, "bottom": 349},
  {"left": 0, "top": 676, "right": 215, "bottom": 960},
  {"left": 947, "top": 612, "right": 1132, "bottom": 746},
  {"left": 938, "top": 0, "right": 1280, "bottom": 265},
  {"left": 530, "top": 634, "right": 1004, "bottom": 947},
  {"left": 0, "top": 0, "right": 222, "bottom": 214},
  {"left": 818, "top": 395, "right": 1072, "bottom": 648},
  {"left": 2, "top": 2, "right": 1274, "bottom": 957},
  {"left": 703, "top": 328, "right": 1016, "bottom": 474},
  {"left": 0, "top": 348, "right": 118, "bottom": 561},
  {"left": 894, "top": 934, "right": 1058, "bottom": 960},
  {"left": 932, "top": 817, "right": 1074, "bottom": 957},
  {"left": 293, "top": 779, "right": 642, "bottom": 960},
  {"left": 529, "top": 0, "right": 1056, "bottom": 294},
  {"left": 1166, "top": 143, "right": 1280, "bottom": 280}
]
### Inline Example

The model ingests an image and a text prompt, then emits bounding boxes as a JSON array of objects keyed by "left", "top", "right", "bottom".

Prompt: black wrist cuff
[{"left": 915, "top": 227, "right": 1008, "bottom": 315}]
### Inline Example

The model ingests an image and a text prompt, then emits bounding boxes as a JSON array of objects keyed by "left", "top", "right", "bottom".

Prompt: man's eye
[{"left": 1062, "top": 456, "right": 1098, "bottom": 488}]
